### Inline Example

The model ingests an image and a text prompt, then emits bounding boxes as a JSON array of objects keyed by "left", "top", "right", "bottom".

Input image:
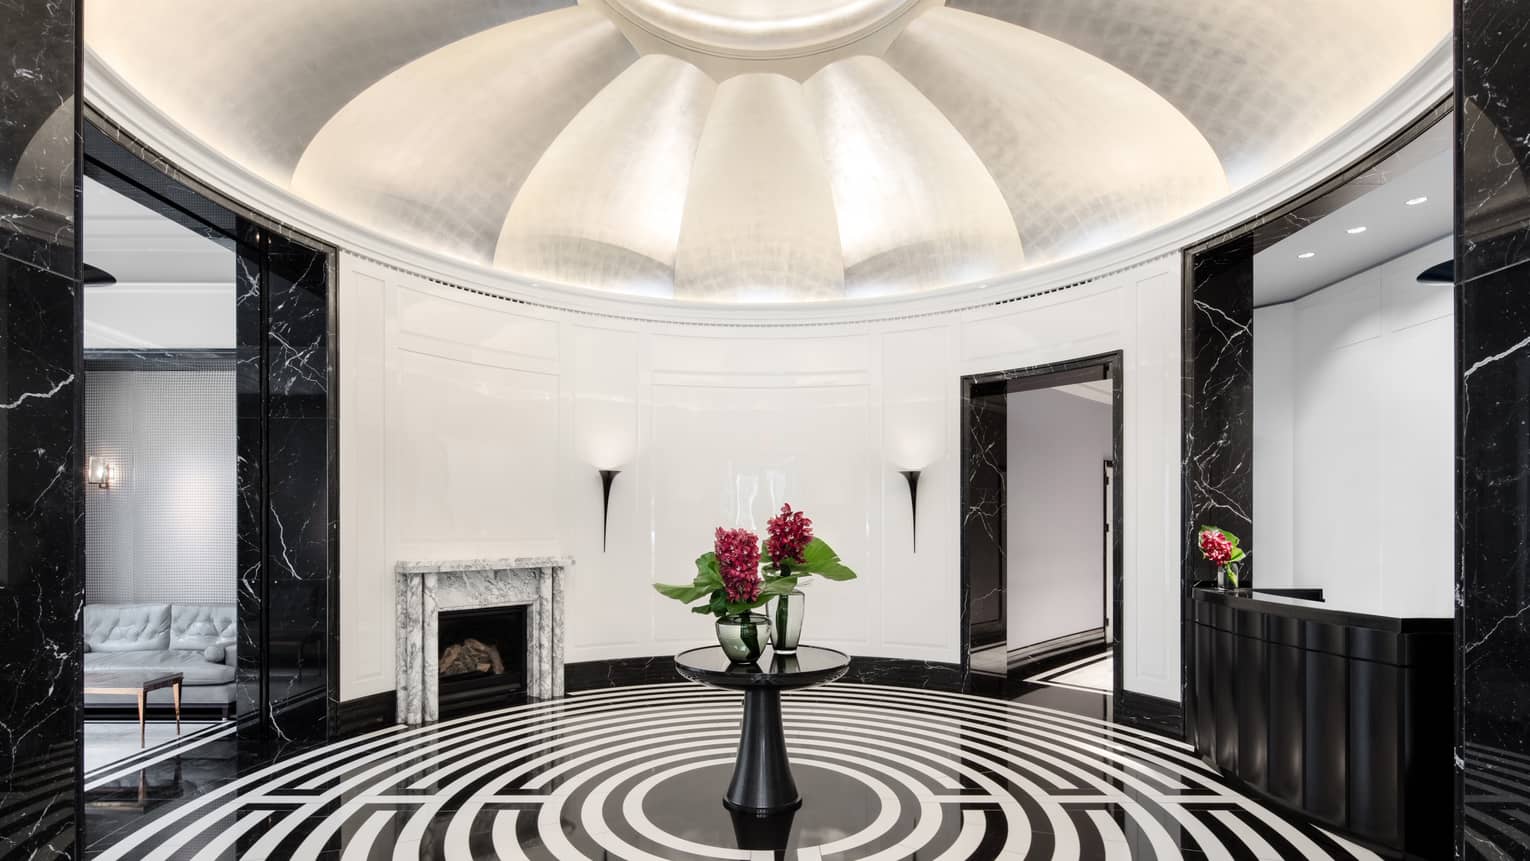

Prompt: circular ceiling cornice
[
  {"left": 82, "top": 40, "right": 1450, "bottom": 327},
  {"left": 597, "top": 0, "right": 924, "bottom": 59}
]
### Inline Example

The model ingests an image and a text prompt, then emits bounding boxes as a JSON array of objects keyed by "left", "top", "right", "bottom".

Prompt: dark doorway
[{"left": 960, "top": 352, "right": 1124, "bottom": 695}]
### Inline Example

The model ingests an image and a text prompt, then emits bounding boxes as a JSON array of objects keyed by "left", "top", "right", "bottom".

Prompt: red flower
[
  {"left": 1199, "top": 529, "right": 1234, "bottom": 565},
  {"left": 714, "top": 527, "right": 762, "bottom": 603},
  {"left": 765, "top": 503, "right": 814, "bottom": 569}
]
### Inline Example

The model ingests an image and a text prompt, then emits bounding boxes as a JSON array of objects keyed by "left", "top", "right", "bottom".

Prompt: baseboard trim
[
  {"left": 1114, "top": 689, "right": 1184, "bottom": 740},
  {"left": 1007, "top": 628, "right": 1107, "bottom": 670},
  {"left": 335, "top": 690, "right": 398, "bottom": 737}
]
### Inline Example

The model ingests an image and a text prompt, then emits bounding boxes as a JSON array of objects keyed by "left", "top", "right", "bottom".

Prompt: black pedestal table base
[
  {"left": 726, "top": 687, "right": 799, "bottom": 813},
  {"left": 674, "top": 645, "right": 850, "bottom": 817}
]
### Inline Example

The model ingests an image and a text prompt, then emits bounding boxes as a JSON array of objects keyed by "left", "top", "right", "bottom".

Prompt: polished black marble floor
[{"left": 82, "top": 661, "right": 1390, "bottom": 860}]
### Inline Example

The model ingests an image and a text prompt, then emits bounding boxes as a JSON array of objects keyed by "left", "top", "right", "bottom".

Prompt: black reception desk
[{"left": 1187, "top": 588, "right": 1452, "bottom": 858}]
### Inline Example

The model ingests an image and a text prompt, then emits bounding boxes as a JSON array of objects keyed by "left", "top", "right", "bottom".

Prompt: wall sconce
[
  {"left": 900, "top": 470, "right": 921, "bottom": 552},
  {"left": 88, "top": 456, "right": 117, "bottom": 490},
  {"left": 598, "top": 469, "right": 621, "bottom": 552}
]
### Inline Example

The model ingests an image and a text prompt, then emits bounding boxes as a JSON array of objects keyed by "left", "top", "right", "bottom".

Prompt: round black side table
[{"left": 674, "top": 645, "right": 850, "bottom": 815}]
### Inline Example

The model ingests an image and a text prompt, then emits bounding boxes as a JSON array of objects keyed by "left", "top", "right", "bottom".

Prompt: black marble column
[
  {"left": 1457, "top": 2, "right": 1530, "bottom": 857},
  {"left": 0, "top": 0, "right": 81, "bottom": 855}
]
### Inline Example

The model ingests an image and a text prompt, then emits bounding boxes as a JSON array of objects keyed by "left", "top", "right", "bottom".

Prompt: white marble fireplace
[{"left": 395, "top": 557, "right": 571, "bottom": 725}]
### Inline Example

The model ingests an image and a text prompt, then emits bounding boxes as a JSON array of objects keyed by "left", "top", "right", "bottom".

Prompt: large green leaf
[
  {"left": 653, "top": 582, "right": 714, "bottom": 604},
  {"left": 796, "top": 537, "right": 858, "bottom": 581},
  {"left": 654, "top": 552, "right": 726, "bottom": 605},
  {"left": 760, "top": 576, "right": 800, "bottom": 596}
]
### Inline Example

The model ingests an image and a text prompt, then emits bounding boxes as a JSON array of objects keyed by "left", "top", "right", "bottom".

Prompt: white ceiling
[
  {"left": 1253, "top": 119, "right": 1452, "bottom": 307},
  {"left": 82, "top": 0, "right": 1450, "bottom": 302},
  {"left": 82, "top": 177, "right": 235, "bottom": 350}
]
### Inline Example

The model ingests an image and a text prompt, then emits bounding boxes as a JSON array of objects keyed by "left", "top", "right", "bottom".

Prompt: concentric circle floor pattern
[{"left": 96, "top": 684, "right": 1380, "bottom": 860}]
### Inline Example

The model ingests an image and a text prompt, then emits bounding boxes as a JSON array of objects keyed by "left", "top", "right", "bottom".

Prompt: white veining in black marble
[
  {"left": 1457, "top": 1, "right": 1530, "bottom": 855},
  {"left": 0, "top": 0, "right": 80, "bottom": 856}
]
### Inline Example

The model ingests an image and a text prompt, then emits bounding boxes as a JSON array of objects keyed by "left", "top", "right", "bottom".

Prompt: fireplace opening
[{"left": 437, "top": 605, "right": 527, "bottom": 718}]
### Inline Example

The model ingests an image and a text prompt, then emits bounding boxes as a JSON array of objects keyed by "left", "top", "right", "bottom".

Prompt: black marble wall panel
[
  {"left": 264, "top": 234, "right": 333, "bottom": 741},
  {"left": 961, "top": 387, "right": 1006, "bottom": 672},
  {"left": 1182, "top": 237, "right": 1254, "bottom": 586},
  {"left": 236, "top": 227, "right": 334, "bottom": 744},
  {"left": 0, "top": 0, "right": 80, "bottom": 856},
  {"left": 235, "top": 238, "right": 263, "bottom": 733},
  {"left": 1458, "top": 2, "right": 1530, "bottom": 857}
]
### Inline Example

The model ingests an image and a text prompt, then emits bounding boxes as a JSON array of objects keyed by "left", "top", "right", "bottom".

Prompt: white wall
[
  {"left": 1253, "top": 237, "right": 1453, "bottom": 617},
  {"left": 338, "top": 251, "right": 1185, "bottom": 701},
  {"left": 1005, "top": 388, "right": 1112, "bottom": 651}
]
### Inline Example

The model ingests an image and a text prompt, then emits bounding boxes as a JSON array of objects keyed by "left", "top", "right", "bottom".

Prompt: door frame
[{"left": 959, "top": 351, "right": 1124, "bottom": 695}]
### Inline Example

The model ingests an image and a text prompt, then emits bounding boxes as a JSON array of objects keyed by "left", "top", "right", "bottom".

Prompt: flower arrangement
[
  {"left": 654, "top": 503, "right": 857, "bottom": 620},
  {"left": 1198, "top": 525, "right": 1247, "bottom": 588}
]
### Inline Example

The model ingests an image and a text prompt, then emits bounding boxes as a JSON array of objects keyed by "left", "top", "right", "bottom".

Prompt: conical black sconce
[
  {"left": 599, "top": 469, "right": 621, "bottom": 552},
  {"left": 900, "top": 470, "right": 921, "bottom": 553}
]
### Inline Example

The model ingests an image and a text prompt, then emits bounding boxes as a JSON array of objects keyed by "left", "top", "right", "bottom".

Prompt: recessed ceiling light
[
  {"left": 1346, "top": 226, "right": 1368, "bottom": 234},
  {"left": 1405, "top": 196, "right": 1429, "bottom": 206},
  {"left": 1297, "top": 252, "right": 1316, "bottom": 259}
]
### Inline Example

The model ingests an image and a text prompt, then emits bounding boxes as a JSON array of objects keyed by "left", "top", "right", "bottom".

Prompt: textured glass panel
[{"left": 85, "top": 364, "right": 237, "bottom": 603}]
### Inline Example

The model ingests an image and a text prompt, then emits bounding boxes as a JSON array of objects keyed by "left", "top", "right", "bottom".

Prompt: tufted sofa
[{"left": 84, "top": 603, "right": 237, "bottom": 713}]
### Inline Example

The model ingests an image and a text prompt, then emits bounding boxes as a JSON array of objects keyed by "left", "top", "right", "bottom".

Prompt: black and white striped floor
[{"left": 94, "top": 683, "right": 1381, "bottom": 860}]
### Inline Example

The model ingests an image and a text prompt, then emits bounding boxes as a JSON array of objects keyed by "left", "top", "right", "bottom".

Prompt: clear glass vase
[
  {"left": 1217, "top": 562, "right": 1243, "bottom": 590},
  {"left": 771, "top": 590, "right": 805, "bottom": 654},
  {"left": 715, "top": 613, "right": 770, "bottom": 664}
]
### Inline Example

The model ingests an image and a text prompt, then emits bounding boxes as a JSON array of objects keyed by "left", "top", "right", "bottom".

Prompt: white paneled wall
[
  {"left": 339, "top": 252, "right": 1185, "bottom": 702},
  {"left": 1253, "top": 237, "right": 1453, "bottom": 617}
]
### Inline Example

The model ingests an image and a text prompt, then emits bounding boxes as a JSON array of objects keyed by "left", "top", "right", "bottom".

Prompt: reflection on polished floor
[{"left": 85, "top": 671, "right": 1379, "bottom": 860}]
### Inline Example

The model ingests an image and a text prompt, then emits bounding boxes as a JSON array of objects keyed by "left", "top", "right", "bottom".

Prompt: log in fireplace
[{"left": 437, "top": 605, "right": 527, "bottom": 718}]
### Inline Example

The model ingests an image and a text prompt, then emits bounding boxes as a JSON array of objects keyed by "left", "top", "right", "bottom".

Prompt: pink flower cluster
[
  {"left": 765, "top": 503, "right": 814, "bottom": 569},
  {"left": 1199, "top": 529, "right": 1234, "bottom": 565},
  {"left": 714, "top": 527, "right": 762, "bottom": 603}
]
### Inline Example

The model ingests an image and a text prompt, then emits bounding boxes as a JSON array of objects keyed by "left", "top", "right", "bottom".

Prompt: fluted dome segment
[
  {"left": 886, "top": 8, "right": 1228, "bottom": 264},
  {"left": 674, "top": 74, "right": 845, "bottom": 301},
  {"left": 804, "top": 56, "right": 1024, "bottom": 296},
  {"left": 953, "top": 0, "right": 1450, "bottom": 188},
  {"left": 494, "top": 55, "right": 714, "bottom": 297},
  {"left": 83, "top": 0, "right": 1450, "bottom": 302}
]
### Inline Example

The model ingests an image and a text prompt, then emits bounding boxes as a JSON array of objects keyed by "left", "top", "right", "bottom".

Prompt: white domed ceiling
[{"left": 84, "top": 0, "right": 1448, "bottom": 301}]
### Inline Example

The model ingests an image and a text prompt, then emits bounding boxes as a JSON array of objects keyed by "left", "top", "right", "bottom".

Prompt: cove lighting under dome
[{"left": 81, "top": 0, "right": 1449, "bottom": 302}]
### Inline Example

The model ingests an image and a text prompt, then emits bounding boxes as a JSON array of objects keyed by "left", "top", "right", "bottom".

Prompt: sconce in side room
[
  {"left": 900, "top": 470, "right": 921, "bottom": 552},
  {"left": 87, "top": 456, "right": 117, "bottom": 490},
  {"left": 599, "top": 469, "right": 621, "bottom": 552}
]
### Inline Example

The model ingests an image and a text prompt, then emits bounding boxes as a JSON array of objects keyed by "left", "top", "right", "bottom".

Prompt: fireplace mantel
[{"left": 395, "top": 557, "right": 571, "bottom": 725}]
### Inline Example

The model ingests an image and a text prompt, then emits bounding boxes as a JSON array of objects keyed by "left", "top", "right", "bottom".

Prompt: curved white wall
[{"left": 338, "top": 251, "right": 1184, "bottom": 702}]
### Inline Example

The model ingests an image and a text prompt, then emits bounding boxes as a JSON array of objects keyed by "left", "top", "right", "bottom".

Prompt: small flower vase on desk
[
  {"left": 1198, "top": 526, "right": 1246, "bottom": 591},
  {"left": 1217, "top": 561, "right": 1243, "bottom": 591}
]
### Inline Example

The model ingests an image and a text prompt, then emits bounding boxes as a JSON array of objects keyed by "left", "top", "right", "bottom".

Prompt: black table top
[{"left": 674, "top": 645, "right": 850, "bottom": 690}]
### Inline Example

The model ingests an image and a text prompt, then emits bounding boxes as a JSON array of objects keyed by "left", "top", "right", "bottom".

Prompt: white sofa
[{"left": 84, "top": 603, "right": 237, "bottom": 713}]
